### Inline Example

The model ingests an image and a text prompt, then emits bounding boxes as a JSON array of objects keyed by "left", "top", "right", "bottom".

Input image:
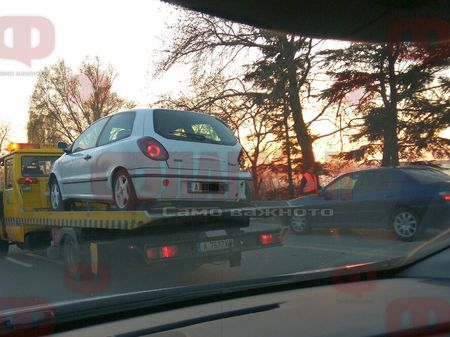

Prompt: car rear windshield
[
  {"left": 21, "top": 156, "right": 60, "bottom": 177},
  {"left": 401, "top": 168, "right": 450, "bottom": 183},
  {"left": 153, "top": 109, "right": 237, "bottom": 145}
]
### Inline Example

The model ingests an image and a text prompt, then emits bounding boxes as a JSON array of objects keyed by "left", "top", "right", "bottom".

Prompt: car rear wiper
[
  {"left": 170, "top": 130, "right": 206, "bottom": 141},
  {"left": 169, "top": 131, "right": 219, "bottom": 143}
]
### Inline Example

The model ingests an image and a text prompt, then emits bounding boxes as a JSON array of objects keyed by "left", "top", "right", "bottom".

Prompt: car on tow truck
[{"left": 50, "top": 108, "right": 252, "bottom": 211}]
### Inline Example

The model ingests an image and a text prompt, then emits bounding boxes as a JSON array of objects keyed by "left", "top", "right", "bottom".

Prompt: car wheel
[
  {"left": 113, "top": 169, "right": 137, "bottom": 210},
  {"left": 63, "top": 236, "right": 82, "bottom": 280},
  {"left": 50, "top": 179, "right": 65, "bottom": 211},
  {"left": 391, "top": 208, "right": 423, "bottom": 241},
  {"left": 289, "top": 216, "right": 310, "bottom": 235}
]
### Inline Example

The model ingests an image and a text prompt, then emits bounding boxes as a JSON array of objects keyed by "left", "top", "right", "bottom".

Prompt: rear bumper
[{"left": 129, "top": 168, "right": 251, "bottom": 202}]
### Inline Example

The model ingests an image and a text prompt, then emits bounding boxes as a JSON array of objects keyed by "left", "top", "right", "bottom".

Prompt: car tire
[
  {"left": 289, "top": 216, "right": 310, "bottom": 235},
  {"left": 63, "top": 235, "right": 82, "bottom": 280},
  {"left": 113, "top": 169, "right": 138, "bottom": 211},
  {"left": 391, "top": 208, "right": 423, "bottom": 242},
  {"left": 49, "top": 178, "right": 66, "bottom": 211}
]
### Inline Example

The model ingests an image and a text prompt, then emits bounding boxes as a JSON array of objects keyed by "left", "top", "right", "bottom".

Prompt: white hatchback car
[{"left": 49, "top": 109, "right": 251, "bottom": 210}]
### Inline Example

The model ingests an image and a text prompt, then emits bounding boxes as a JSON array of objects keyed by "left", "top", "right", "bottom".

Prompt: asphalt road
[{"left": 0, "top": 219, "right": 442, "bottom": 304}]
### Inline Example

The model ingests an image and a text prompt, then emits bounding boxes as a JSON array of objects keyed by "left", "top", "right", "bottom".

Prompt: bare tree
[
  {"left": 154, "top": 13, "right": 356, "bottom": 197},
  {"left": 0, "top": 121, "right": 11, "bottom": 154},
  {"left": 27, "top": 57, "right": 136, "bottom": 144},
  {"left": 155, "top": 13, "right": 321, "bottom": 166}
]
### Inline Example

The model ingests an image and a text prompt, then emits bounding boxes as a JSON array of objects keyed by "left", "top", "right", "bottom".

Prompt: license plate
[
  {"left": 188, "top": 181, "right": 202, "bottom": 193},
  {"left": 198, "top": 239, "right": 234, "bottom": 252},
  {"left": 188, "top": 181, "right": 228, "bottom": 193}
]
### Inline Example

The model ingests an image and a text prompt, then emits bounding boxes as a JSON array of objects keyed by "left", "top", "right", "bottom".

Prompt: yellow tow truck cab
[
  {"left": 0, "top": 143, "right": 63, "bottom": 248},
  {"left": 0, "top": 143, "right": 154, "bottom": 250}
]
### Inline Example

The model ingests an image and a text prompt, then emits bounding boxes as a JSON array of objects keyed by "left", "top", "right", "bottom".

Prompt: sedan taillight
[{"left": 137, "top": 137, "right": 169, "bottom": 161}]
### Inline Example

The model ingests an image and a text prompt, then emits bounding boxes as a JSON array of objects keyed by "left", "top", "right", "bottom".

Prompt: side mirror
[{"left": 57, "top": 142, "right": 71, "bottom": 154}]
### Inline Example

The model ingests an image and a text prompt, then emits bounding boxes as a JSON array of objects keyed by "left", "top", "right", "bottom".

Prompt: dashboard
[{"left": 53, "top": 248, "right": 450, "bottom": 337}]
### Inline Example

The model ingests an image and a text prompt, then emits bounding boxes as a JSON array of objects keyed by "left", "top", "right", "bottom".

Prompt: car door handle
[
  {"left": 84, "top": 155, "right": 92, "bottom": 161},
  {"left": 386, "top": 194, "right": 394, "bottom": 198}
]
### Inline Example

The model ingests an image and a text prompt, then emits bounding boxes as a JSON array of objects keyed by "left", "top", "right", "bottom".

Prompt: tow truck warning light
[
  {"left": 5, "top": 143, "right": 59, "bottom": 153},
  {"left": 6, "top": 143, "right": 40, "bottom": 152}
]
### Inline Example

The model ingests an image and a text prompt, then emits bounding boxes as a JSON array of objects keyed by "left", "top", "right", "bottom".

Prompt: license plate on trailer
[
  {"left": 187, "top": 181, "right": 227, "bottom": 193},
  {"left": 198, "top": 239, "right": 234, "bottom": 252},
  {"left": 188, "top": 181, "right": 202, "bottom": 193}
]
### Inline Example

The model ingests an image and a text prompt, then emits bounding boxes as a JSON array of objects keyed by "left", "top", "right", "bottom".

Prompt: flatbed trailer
[{"left": 0, "top": 143, "right": 286, "bottom": 278}]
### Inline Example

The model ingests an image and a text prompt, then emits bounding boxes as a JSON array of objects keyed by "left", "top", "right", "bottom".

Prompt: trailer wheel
[
  {"left": 0, "top": 240, "right": 9, "bottom": 257},
  {"left": 113, "top": 169, "right": 138, "bottom": 210},
  {"left": 63, "top": 236, "right": 82, "bottom": 279}
]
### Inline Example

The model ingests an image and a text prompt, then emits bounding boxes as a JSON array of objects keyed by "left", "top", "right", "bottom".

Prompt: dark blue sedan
[{"left": 287, "top": 166, "right": 450, "bottom": 241}]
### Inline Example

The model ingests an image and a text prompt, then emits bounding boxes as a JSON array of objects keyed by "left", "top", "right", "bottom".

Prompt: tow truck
[{"left": 0, "top": 143, "right": 285, "bottom": 278}]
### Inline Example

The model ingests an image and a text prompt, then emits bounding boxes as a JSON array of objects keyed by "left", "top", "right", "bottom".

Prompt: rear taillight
[
  {"left": 137, "top": 137, "right": 169, "bottom": 161},
  {"left": 146, "top": 245, "right": 178, "bottom": 260},
  {"left": 259, "top": 233, "right": 282, "bottom": 246},
  {"left": 259, "top": 234, "right": 273, "bottom": 245},
  {"left": 440, "top": 192, "right": 450, "bottom": 201},
  {"left": 161, "top": 245, "right": 178, "bottom": 258},
  {"left": 18, "top": 177, "right": 39, "bottom": 184}
]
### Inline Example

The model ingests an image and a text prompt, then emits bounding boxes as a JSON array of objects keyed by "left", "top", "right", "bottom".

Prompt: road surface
[{"left": 0, "top": 219, "right": 442, "bottom": 303}]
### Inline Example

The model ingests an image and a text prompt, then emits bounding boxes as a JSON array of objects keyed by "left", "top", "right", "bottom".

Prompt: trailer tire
[
  {"left": 0, "top": 240, "right": 9, "bottom": 257},
  {"left": 62, "top": 235, "right": 82, "bottom": 279}
]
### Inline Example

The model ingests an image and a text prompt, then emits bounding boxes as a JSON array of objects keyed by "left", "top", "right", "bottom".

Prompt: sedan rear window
[
  {"left": 153, "top": 109, "right": 237, "bottom": 145},
  {"left": 401, "top": 168, "right": 450, "bottom": 183}
]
